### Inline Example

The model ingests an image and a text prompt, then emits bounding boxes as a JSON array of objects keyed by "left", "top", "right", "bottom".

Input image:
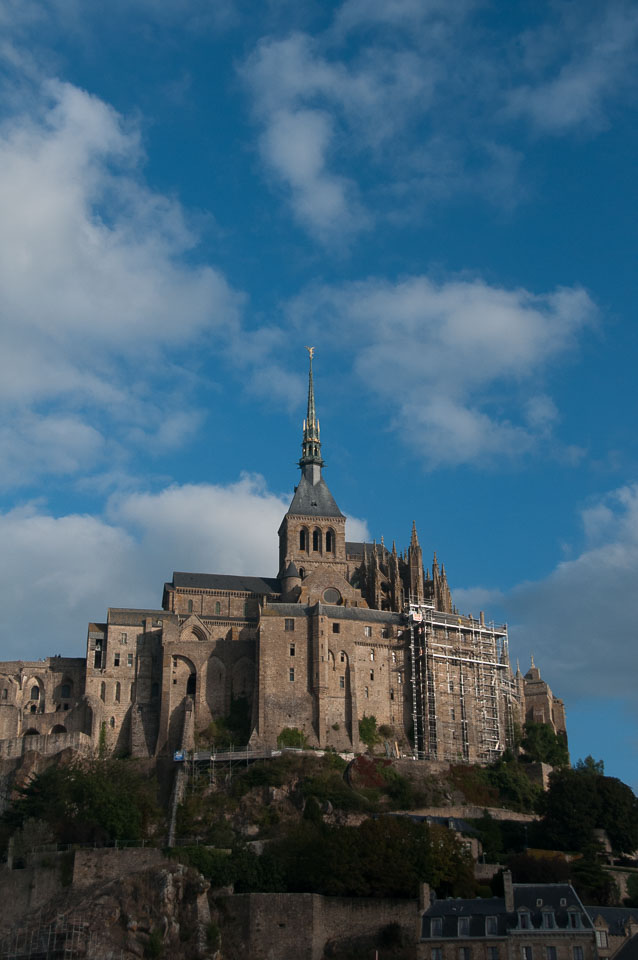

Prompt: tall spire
[{"left": 299, "top": 346, "right": 324, "bottom": 470}]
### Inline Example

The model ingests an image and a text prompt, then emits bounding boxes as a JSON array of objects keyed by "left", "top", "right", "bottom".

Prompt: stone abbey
[{"left": 0, "top": 353, "right": 566, "bottom": 761}]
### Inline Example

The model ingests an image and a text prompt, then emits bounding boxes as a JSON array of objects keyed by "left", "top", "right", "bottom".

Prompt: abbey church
[{"left": 0, "top": 354, "right": 566, "bottom": 762}]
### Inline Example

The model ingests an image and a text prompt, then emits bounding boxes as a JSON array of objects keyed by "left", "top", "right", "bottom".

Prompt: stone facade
[{"left": 0, "top": 354, "right": 566, "bottom": 761}]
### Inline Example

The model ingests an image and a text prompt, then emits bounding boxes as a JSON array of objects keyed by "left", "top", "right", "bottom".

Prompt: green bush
[
  {"left": 277, "top": 727, "right": 309, "bottom": 748},
  {"left": 358, "top": 715, "right": 380, "bottom": 749}
]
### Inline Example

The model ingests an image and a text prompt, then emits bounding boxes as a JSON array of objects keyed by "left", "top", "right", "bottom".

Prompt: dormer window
[
  {"left": 458, "top": 918, "right": 470, "bottom": 936},
  {"left": 486, "top": 917, "right": 497, "bottom": 936},
  {"left": 518, "top": 912, "right": 531, "bottom": 930},
  {"left": 542, "top": 912, "right": 555, "bottom": 929},
  {"left": 568, "top": 913, "right": 581, "bottom": 930},
  {"left": 431, "top": 918, "right": 442, "bottom": 937}
]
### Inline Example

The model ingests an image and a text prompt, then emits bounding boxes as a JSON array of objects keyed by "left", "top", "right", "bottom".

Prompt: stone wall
[
  {"left": 0, "top": 730, "right": 93, "bottom": 759},
  {"left": 217, "top": 891, "right": 417, "bottom": 960},
  {"left": 72, "top": 847, "right": 165, "bottom": 887}
]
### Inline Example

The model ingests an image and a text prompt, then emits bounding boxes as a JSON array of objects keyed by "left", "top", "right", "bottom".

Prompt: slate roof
[
  {"left": 614, "top": 934, "right": 638, "bottom": 960},
  {"left": 586, "top": 907, "right": 638, "bottom": 935},
  {"left": 107, "top": 608, "right": 169, "bottom": 626},
  {"left": 286, "top": 474, "right": 344, "bottom": 518},
  {"left": 261, "top": 602, "right": 403, "bottom": 624},
  {"left": 171, "top": 572, "right": 281, "bottom": 594},
  {"left": 421, "top": 884, "right": 592, "bottom": 941}
]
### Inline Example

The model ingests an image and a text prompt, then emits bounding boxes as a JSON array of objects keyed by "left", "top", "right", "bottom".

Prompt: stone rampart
[
  {"left": 72, "top": 847, "right": 165, "bottom": 887},
  {"left": 0, "top": 731, "right": 93, "bottom": 759}
]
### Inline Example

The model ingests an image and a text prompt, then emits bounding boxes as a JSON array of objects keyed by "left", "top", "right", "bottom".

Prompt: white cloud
[
  {"left": 288, "top": 275, "right": 596, "bottom": 467},
  {"left": 506, "top": 3, "right": 638, "bottom": 134},
  {"left": 0, "top": 476, "right": 369, "bottom": 661},
  {"left": 500, "top": 484, "right": 638, "bottom": 704},
  {"left": 0, "top": 76, "right": 244, "bottom": 486}
]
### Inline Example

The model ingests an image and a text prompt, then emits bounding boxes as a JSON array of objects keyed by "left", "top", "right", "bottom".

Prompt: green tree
[
  {"left": 574, "top": 755, "right": 605, "bottom": 774},
  {"left": 521, "top": 722, "right": 569, "bottom": 767},
  {"left": 358, "top": 715, "right": 381, "bottom": 750}
]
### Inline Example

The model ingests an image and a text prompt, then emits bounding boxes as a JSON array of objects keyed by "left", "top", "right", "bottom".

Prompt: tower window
[
  {"left": 300, "top": 529, "right": 307, "bottom": 550},
  {"left": 120, "top": 632, "right": 128, "bottom": 644},
  {"left": 289, "top": 644, "right": 295, "bottom": 657},
  {"left": 115, "top": 682, "right": 121, "bottom": 703},
  {"left": 215, "top": 601, "right": 221, "bottom": 615},
  {"left": 364, "top": 686, "right": 369, "bottom": 698},
  {"left": 339, "top": 676, "right": 345, "bottom": 689},
  {"left": 114, "top": 653, "right": 120, "bottom": 667},
  {"left": 332, "top": 623, "right": 340, "bottom": 634},
  {"left": 369, "top": 647, "right": 374, "bottom": 659},
  {"left": 365, "top": 627, "right": 372, "bottom": 638},
  {"left": 285, "top": 618, "right": 295, "bottom": 631},
  {"left": 326, "top": 530, "right": 334, "bottom": 552},
  {"left": 30, "top": 686, "right": 39, "bottom": 701},
  {"left": 340, "top": 651, "right": 346, "bottom": 662},
  {"left": 100, "top": 682, "right": 106, "bottom": 702},
  {"left": 188, "top": 599, "right": 193, "bottom": 614},
  {"left": 127, "top": 653, "right": 133, "bottom": 667},
  {"left": 312, "top": 529, "right": 320, "bottom": 551},
  {"left": 289, "top": 668, "right": 295, "bottom": 682},
  {"left": 370, "top": 669, "right": 374, "bottom": 681}
]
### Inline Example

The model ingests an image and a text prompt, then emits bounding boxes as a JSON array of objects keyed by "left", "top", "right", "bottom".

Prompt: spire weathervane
[{"left": 299, "top": 347, "right": 324, "bottom": 473}]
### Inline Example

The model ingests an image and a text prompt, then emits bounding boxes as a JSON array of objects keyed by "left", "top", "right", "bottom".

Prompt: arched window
[
  {"left": 188, "top": 599, "right": 193, "bottom": 614},
  {"left": 215, "top": 601, "right": 221, "bottom": 615},
  {"left": 326, "top": 530, "right": 334, "bottom": 552},
  {"left": 30, "top": 685, "right": 39, "bottom": 701},
  {"left": 61, "top": 683, "right": 71, "bottom": 699},
  {"left": 115, "top": 682, "right": 121, "bottom": 703},
  {"left": 100, "top": 682, "right": 106, "bottom": 702},
  {"left": 300, "top": 529, "right": 307, "bottom": 550},
  {"left": 312, "top": 529, "right": 320, "bottom": 552},
  {"left": 299, "top": 567, "right": 305, "bottom": 579},
  {"left": 109, "top": 717, "right": 115, "bottom": 728},
  {"left": 186, "top": 674, "right": 196, "bottom": 696}
]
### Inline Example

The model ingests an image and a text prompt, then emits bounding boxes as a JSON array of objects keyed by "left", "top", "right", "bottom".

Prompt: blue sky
[{"left": 1, "top": 0, "right": 637, "bottom": 788}]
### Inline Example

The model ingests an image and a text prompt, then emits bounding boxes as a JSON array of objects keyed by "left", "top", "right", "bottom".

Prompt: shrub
[
  {"left": 277, "top": 727, "right": 309, "bottom": 749},
  {"left": 358, "top": 715, "right": 380, "bottom": 749}
]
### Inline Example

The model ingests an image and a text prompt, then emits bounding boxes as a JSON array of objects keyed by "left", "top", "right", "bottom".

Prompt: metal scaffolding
[
  {"left": 407, "top": 599, "right": 517, "bottom": 763},
  {"left": 0, "top": 915, "right": 97, "bottom": 960}
]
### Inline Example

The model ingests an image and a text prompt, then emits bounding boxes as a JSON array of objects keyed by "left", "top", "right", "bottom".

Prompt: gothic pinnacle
[{"left": 299, "top": 346, "right": 324, "bottom": 469}]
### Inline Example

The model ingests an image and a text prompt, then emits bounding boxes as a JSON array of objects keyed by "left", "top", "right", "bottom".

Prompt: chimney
[
  {"left": 419, "top": 882, "right": 432, "bottom": 911},
  {"left": 503, "top": 870, "right": 514, "bottom": 913}
]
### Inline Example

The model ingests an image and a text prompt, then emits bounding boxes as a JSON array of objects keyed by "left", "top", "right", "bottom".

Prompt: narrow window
[
  {"left": 186, "top": 674, "right": 196, "bottom": 695},
  {"left": 115, "top": 682, "right": 121, "bottom": 703},
  {"left": 392, "top": 651, "right": 397, "bottom": 663},
  {"left": 114, "top": 653, "right": 120, "bottom": 667},
  {"left": 569, "top": 914, "right": 581, "bottom": 930},
  {"left": 299, "top": 567, "right": 305, "bottom": 578},
  {"left": 289, "top": 644, "right": 295, "bottom": 657},
  {"left": 364, "top": 686, "right": 369, "bottom": 698},
  {"left": 458, "top": 918, "right": 470, "bottom": 936},
  {"left": 595, "top": 933, "right": 608, "bottom": 949},
  {"left": 215, "top": 601, "right": 221, "bottom": 615},
  {"left": 61, "top": 683, "right": 71, "bottom": 699},
  {"left": 127, "top": 653, "right": 133, "bottom": 667},
  {"left": 339, "top": 676, "right": 345, "bottom": 689},
  {"left": 289, "top": 668, "right": 295, "bottom": 682},
  {"left": 543, "top": 913, "right": 554, "bottom": 929},
  {"left": 30, "top": 686, "right": 39, "bottom": 700},
  {"left": 94, "top": 651, "right": 102, "bottom": 668},
  {"left": 109, "top": 716, "right": 115, "bottom": 728},
  {"left": 1, "top": 688, "right": 7, "bottom": 700},
  {"left": 188, "top": 599, "right": 193, "bottom": 614},
  {"left": 100, "top": 682, "right": 106, "bottom": 701},
  {"left": 546, "top": 949, "right": 557, "bottom": 960},
  {"left": 285, "top": 618, "right": 295, "bottom": 632},
  {"left": 460, "top": 949, "right": 471, "bottom": 960},
  {"left": 370, "top": 669, "right": 374, "bottom": 681},
  {"left": 130, "top": 683, "right": 135, "bottom": 702},
  {"left": 365, "top": 627, "right": 372, "bottom": 638},
  {"left": 369, "top": 646, "right": 374, "bottom": 658},
  {"left": 519, "top": 914, "right": 530, "bottom": 930},
  {"left": 486, "top": 917, "right": 497, "bottom": 936},
  {"left": 398, "top": 671, "right": 403, "bottom": 684},
  {"left": 449, "top": 680, "right": 454, "bottom": 692},
  {"left": 312, "top": 529, "right": 320, "bottom": 551},
  {"left": 120, "top": 632, "right": 128, "bottom": 644},
  {"left": 451, "top": 708, "right": 456, "bottom": 721},
  {"left": 488, "top": 949, "right": 499, "bottom": 960},
  {"left": 340, "top": 651, "right": 346, "bottom": 662},
  {"left": 151, "top": 682, "right": 159, "bottom": 698},
  {"left": 300, "top": 529, "right": 307, "bottom": 550},
  {"left": 573, "top": 950, "right": 583, "bottom": 960},
  {"left": 432, "top": 950, "right": 442, "bottom": 960},
  {"left": 390, "top": 689, "right": 395, "bottom": 700},
  {"left": 332, "top": 623, "right": 340, "bottom": 634},
  {"left": 244, "top": 601, "right": 250, "bottom": 617},
  {"left": 431, "top": 918, "right": 442, "bottom": 937},
  {"left": 326, "top": 530, "right": 334, "bottom": 552},
  {"left": 522, "top": 949, "right": 533, "bottom": 960}
]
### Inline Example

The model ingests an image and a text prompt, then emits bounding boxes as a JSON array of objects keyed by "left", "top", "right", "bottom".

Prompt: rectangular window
[
  {"left": 332, "top": 623, "right": 340, "bottom": 633},
  {"left": 488, "top": 949, "right": 499, "bottom": 960},
  {"left": 449, "top": 680, "right": 454, "bottom": 692},
  {"left": 94, "top": 652, "right": 102, "bottom": 668},
  {"left": 486, "top": 917, "right": 497, "bottom": 936},
  {"left": 392, "top": 651, "right": 397, "bottom": 663},
  {"left": 364, "top": 626, "right": 372, "bottom": 637},
  {"left": 340, "top": 652, "right": 346, "bottom": 662},
  {"left": 127, "top": 653, "right": 133, "bottom": 667},
  {"left": 289, "top": 668, "right": 295, "bottom": 682},
  {"left": 339, "top": 676, "right": 345, "bottom": 689},
  {"left": 522, "top": 948, "right": 533, "bottom": 960},
  {"left": 543, "top": 914, "right": 555, "bottom": 929},
  {"left": 546, "top": 949, "right": 557, "bottom": 960},
  {"left": 398, "top": 671, "right": 403, "bottom": 684},
  {"left": 431, "top": 918, "right": 442, "bottom": 937},
  {"left": 120, "top": 632, "right": 128, "bottom": 644},
  {"left": 459, "top": 949, "right": 471, "bottom": 960},
  {"left": 285, "top": 618, "right": 295, "bottom": 632},
  {"left": 370, "top": 648, "right": 375, "bottom": 660},
  {"left": 390, "top": 689, "right": 394, "bottom": 700},
  {"left": 1, "top": 689, "right": 7, "bottom": 700},
  {"left": 370, "top": 669, "right": 374, "bottom": 681},
  {"left": 451, "top": 708, "right": 456, "bottom": 721},
  {"left": 573, "top": 949, "right": 584, "bottom": 960},
  {"left": 569, "top": 915, "right": 581, "bottom": 930},
  {"left": 458, "top": 918, "right": 470, "bottom": 936},
  {"left": 289, "top": 644, "right": 295, "bottom": 657},
  {"left": 432, "top": 950, "right": 442, "bottom": 960},
  {"left": 364, "top": 686, "right": 369, "bottom": 698},
  {"left": 519, "top": 914, "right": 530, "bottom": 930},
  {"left": 596, "top": 932, "right": 608, "bottom": 949},
  {"left": 113, "top": 653, "right": 120, "bottom": 667}
]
